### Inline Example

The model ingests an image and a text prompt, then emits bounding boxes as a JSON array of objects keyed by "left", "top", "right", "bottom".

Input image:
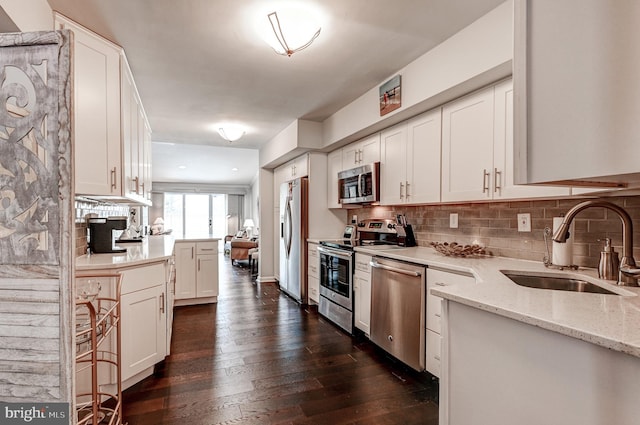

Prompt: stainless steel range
[{"left": 317, "top": 219, "right": 399, "bottom": 334}]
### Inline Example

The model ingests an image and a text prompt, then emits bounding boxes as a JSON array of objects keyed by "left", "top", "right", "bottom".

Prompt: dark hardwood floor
[{"left": 122, "top": 255, "right": 439, "bottom": 425}]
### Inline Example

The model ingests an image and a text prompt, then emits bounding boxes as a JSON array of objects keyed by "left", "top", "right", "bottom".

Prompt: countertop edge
[
  {"left": 430, "top": 287, "right": 640, "bottom": 358},
  {"left": 76, "top": 254, "right": 172, "bottom": 271},
  {"left": 360, "top": 245, "right": 640, "bottom": 359}
]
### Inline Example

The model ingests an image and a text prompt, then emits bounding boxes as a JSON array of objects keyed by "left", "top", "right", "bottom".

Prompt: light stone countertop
[
  {"left": 76, "top": 235, "right": 220, "bottom": 271},
  {"left": 356, "top": 245, "right": 640, "bottom": 358}
]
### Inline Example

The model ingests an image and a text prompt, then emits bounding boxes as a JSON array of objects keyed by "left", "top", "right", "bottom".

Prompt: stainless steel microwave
[{"left": 338, "top": 162, "right": 380, "bottom": 205}]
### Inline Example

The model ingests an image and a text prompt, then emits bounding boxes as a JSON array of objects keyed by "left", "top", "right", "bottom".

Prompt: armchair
[{"left": 230, "top": 238, "right": 258, "bottom": 265}]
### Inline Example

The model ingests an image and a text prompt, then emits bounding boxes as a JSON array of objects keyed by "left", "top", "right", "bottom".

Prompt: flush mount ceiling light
[
  {"left": 266, "top": 10, "right": 321, "bottom": 57},
  {"left": 218, "top": 127, "right": 245, "bottom": 142}
]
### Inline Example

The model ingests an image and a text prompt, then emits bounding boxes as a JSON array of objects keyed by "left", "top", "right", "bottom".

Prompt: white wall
[
  {"left": 0, "top": 0, "right": 52, "bottom": 31},
  {"left": 259, "top": 119, "right": 322, "bottom": 169},
  {"left": 249, "top": 171, "right": 260, "bottom": 230},
  {"left": 257, "top": 168, "right": 276, "bottom": 282},
  {"left": 322, "top": 0, "right": 513, "bottom": 148}
]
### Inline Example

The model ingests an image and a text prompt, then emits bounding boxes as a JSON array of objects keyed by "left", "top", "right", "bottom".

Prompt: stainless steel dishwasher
[{"left": 370, "top": 257, "right": 426, "bottom": 371}]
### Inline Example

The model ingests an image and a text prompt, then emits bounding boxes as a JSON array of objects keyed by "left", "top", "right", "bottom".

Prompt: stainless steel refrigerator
[{"left": 279, "top": 177, "right": 308, "bottom": 304}]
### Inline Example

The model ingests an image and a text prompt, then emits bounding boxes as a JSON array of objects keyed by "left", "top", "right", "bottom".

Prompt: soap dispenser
[{"left": 598, "top": 238, "right": 619, "bottom": 280}]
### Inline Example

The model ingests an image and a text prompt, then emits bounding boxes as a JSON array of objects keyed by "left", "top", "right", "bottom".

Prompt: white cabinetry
[
  {"left": 276, "top": 155, "right": 309, "bottom": 183},
  {"left": 327, "top": 150, "right": 343, "bottom": 209},
  {"left": 120, "top": 263, "right": 167, "bottom": 385},
  {"left": 343, "top": 133, "right": 380, "bottom": 169},
  {"left": 307, "top": 242, "right": 320, "bottom": 304},
  {"left": 380, "top": 110, "right": 442, "bottom": 205},
  {"left": 196, "top": 242, "right": 219, "bottom": 297},
  {"left": 442, "top": 80, "right": 569, "bottom": 202},
  {"left": 492, "top": 80, "right": 569, "bottom": 199},
  {"left": 121, "top": 55, "right": 152, "bottom": 204},
  {"left": 441, "top": 86, "right": 495, "bottom": 202},
  {"left": 514, "top": 0, "right": 640, "bottom": 189},
  {"left": 56, "top": 13, "right": 121, "bottom": 197},
  {"left": 353, "top": 253, "right": 372, "bottom": 336},
  {"left": 174, "top": 241, "right": 219, "bottom": 305},
  {"left": 426, "top": 268, "right": 474, "bottom": 378},
  {"left": 55, "top": 13, "right": 152, "bottom": 205}
]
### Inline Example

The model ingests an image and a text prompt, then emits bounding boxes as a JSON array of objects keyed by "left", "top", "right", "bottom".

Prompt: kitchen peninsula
[
  {"left": 76, "top": 235, "right": 220, "bottom": 390},
  {"left": 355, "top": 245, "right": 640, "bottom": 425}
]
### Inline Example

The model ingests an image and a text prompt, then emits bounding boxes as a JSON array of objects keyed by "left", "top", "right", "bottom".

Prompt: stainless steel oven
[
  {"left": 317, "top": 244, "right": 354, "bottom": 334},
  {"left": 338, "top": 162, "right": 380, "bottom": 205}
]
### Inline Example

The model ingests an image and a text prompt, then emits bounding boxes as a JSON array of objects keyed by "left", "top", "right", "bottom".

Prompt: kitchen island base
[{"left": 440, "top": 301, "right": 640, "bottom": 425}]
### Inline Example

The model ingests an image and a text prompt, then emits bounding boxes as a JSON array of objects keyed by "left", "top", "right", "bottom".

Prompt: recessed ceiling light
[
  {"left": 232, "top": 167, "right": 239, "bottom": 172},
  {"left": 178, "top": 165, "right": 187, "bottom": 169}
]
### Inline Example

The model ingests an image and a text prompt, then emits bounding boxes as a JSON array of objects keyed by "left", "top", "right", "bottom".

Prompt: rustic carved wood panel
[{"left": 0, "top": 31, "right": 73, "bottom": 405}]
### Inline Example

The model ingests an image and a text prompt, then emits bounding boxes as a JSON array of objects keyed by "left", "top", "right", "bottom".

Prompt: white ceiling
[{"left": 44, "top": 0, "right": 505, "bottom": 185}]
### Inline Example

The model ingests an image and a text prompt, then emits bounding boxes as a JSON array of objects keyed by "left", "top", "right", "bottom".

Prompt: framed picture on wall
[{"left": 379, "top": 74, "right": 401, "bottom": 116}]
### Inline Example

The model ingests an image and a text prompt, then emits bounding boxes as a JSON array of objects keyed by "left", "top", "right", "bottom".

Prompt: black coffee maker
[
  {"left": 88, "top": 217, "right": 127, "bottom": 253},
  {"left": 395, "top": 214, "right": 416, "bottom": 247}
]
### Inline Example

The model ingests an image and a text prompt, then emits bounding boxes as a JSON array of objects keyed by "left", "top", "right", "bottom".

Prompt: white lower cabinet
[
  {"left": 354, "top": 253, "right": 372, "bottom": 336},
  {"left": 308, "top": 243, "right": 320, "bottom": 304},
  {"left": 426, "top": 268, "right": 474, "bottom": 378},
  {"left": 174, "top": 241, "right": 219, "bottom": 305},
  {"left": 119, "top": 262, "right": 168, "bottom": 386}
]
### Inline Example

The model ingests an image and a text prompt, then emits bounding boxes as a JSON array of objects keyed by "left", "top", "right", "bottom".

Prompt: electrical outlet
[
  {"left": 449, "top": 213, "right": 459, "bottom": 229},
  {"left": 517, "top": 213, "right": 531, "bottom": 232}
]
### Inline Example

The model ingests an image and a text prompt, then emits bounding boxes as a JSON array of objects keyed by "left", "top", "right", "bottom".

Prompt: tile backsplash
[{"left": 352, "top": 195, "right": 640, "bottom": 269}]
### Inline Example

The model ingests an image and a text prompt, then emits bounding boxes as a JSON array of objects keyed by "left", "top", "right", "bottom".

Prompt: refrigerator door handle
[{"left": 285, "top": 200, "right": 293, "bottom": 259}]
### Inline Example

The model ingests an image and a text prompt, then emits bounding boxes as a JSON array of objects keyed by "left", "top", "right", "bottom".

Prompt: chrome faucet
[{"left": 552, "top": 200, "right": 639, "bottom": 286}]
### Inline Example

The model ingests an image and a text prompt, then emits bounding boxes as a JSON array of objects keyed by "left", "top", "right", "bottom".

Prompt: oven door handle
[
  {"left": 370, "top": 261, "right": 422, "bottom": 277},
  {"left": 317, "top": 245, "right": 353, "bottom": 261}
]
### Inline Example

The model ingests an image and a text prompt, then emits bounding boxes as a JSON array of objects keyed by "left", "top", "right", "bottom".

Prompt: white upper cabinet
[
  {"left": 56, "top": 14, "right": 121, "bottom": 197},
  {"left": 442, "top": 80, "right": 569, "bottom": 202},
  {"left": 121, "top": 55, "right": 152, "bottom": 205},
  {"left": 342, "top": 133, "right": 380, "bottom": 169},
  {"left": 380, "top": 122, "right": 408, "bottom": 205},
  {"left": 493, "top": 80, "right": 569, "bottom": 199},
  {"left": 405, "top": 109, "right": 442, "bottom": 204},
  {"left": 55, "top": 13, "right": 152, "bottom": 205},
  {"left": 327, "top": 149, "right": 342, "bottom": 209},
  {"left": 514, "top": 0, "right": 640, "bottom": 188},
  {"left": 441, "top": 86, "right": 495, "bottom": 202},
  {"left": 276, "top": 154, "right": 309, "bottom": 185},
  {"left": 380, "top": 110, "right": 442, "bottom": 205}
]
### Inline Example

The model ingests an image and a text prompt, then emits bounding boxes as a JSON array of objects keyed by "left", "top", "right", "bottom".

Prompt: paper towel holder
[{"left": 542, "top": 226, "right": 579, "bottom": 270}]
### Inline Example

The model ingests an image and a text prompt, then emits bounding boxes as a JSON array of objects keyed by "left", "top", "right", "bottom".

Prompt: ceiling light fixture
[
  {"left": 218, "top": 127, "right": 245, "bottom": 142},
  {"left": 267, "top": 10, "right": 321, "bottom": 57}
]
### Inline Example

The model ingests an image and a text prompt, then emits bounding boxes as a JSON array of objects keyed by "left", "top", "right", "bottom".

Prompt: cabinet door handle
[
  {"left": 482, "top": 169, "right": 490, "bottom": 194},
  {"left": 200, "top": 248, "right": 215, "bottom": 251},
  {"left": 354, "top": 150, "right": 358, "bottom": 164},
  {"left": 110, "top": 167, "right": 117, "bottom": 190},
  {"left": 435, "top": 313, "right": 441, "bottom": 318},
  {"left": 434, "top": 355, "right": 441, "bottom": 361},
  {"left": 198, "top": 258, "right": 200, "bottom": 271},
  {"left": 160, "top": 292, "right": 165, "bottom": 314},
  {"left": 399, "top": 182, "right": 405, "bottom": 199},
  {"left": 191, "top": 247, "right": 194, "bottom": 259},
  {"left": 139, "top": 181, "right": 145, "bottom": 195},
  {"left": 358, "top": 149, "right": 363, "bottom": 163},
  {"left": 405, "top": 181, "right": 410, "bottom": 199},
  {"left": 435, "top": 282, "right": 446, "bottom": 286},
  {"left": 494, "top": 167, "right": 502, "bottom": 193},
  {"left": 132, "top": 176, "right": 140, "bottom": 194}
]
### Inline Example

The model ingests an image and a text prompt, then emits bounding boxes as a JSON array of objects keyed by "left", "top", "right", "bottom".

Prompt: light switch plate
[
  {"left": 517, "top": 213, "right": 531, "bottom": 232},
  {"left": 449, "top": 213, "right": 459, "bottom": 229}
]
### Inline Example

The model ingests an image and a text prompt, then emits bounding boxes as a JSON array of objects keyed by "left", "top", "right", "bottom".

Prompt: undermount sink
[{"left": 501, "top": 270, "right": 620, "bottom": 295}]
